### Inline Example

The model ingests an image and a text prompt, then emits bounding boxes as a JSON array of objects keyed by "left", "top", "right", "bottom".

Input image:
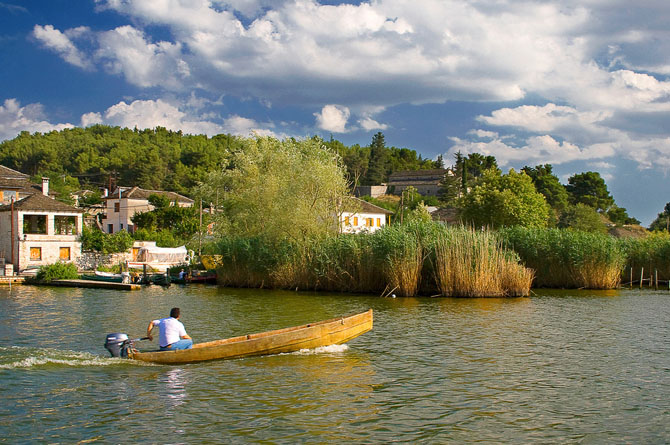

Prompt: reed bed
[
  {"left": 212, "top": 222, "right": 532, "bottom": 297},
  {"left": 500, "top": 227, "right": 626, "bottom": 289},
  {"left": 432, "top": 227, "right": 533, "bottom": 297},
  {"left": 618, "top": 233, "right": 670, "bottom": 283}
]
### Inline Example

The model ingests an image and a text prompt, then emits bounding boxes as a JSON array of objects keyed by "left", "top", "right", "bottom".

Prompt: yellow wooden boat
[{"left": 128, "top": 309, "right": 373, "bottom": 365}]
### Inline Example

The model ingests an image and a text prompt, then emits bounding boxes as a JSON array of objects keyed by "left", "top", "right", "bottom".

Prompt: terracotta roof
[
  {"left": 105, "top": 186, "right": 194, "bottom": 203},
  {"left": 343, "top": 197, "right": 394, "bottom": 215},
  {"left": 0, "top": 165, "right": 29, "bottom": 179},
  {"left": 0, "top": 176, "right": 44, "bottom": 194},
  {"left": 0, "top": 192, "right": 84, "bottom": 213}
]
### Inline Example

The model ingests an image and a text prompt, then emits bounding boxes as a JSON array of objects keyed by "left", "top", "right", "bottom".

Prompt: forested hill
[{"left": 0, "top": 126, "right": 438, "bottom": 199}]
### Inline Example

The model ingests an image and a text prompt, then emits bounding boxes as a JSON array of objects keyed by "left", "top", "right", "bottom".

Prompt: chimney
[{"left": 42, "top": 177, "right": 49, "bottom": 196}]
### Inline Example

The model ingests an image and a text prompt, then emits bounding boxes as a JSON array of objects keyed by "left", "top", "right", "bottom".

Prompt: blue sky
[{"left": 2, "top": 0, "right": 670, "bottom": 225}]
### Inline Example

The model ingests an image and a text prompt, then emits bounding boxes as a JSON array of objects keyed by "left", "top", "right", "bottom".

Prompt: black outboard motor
[{"left": 105, "top": 333, "right": 130, "bottom": 358}]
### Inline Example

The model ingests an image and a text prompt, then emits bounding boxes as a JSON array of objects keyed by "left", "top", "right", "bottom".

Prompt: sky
[{"left": 1, "top": 0, "right": 670, "bottom": 226}]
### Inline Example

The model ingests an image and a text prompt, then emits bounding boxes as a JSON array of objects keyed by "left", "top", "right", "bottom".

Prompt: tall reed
[
  {"left": 432, "top": 227, "right": 533, "bottom": 297},
  {"left": 500, "top": 227, "right": 626, "bottom": 289},
  {"left": 211, "top": 222, "right": 533, "bottom": 297},
  {"left": 618, "top": 232, "right": 670, "bottom": 282}
]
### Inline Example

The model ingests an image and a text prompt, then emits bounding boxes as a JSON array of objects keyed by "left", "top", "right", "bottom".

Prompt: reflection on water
[{"left": 1, "top": 286, "right": 670, "bottom": 442}]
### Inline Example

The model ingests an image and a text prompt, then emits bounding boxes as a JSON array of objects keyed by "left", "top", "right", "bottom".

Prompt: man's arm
[
  {"left": 146, "top": 321, "right": 155, "bottom": 341},
  {"left": 181, "top": 333, "right": 192, "bottom": 340}
]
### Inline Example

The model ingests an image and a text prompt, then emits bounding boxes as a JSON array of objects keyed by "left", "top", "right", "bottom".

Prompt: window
[
  {"left": 377, "top": 218, "right": 381, "bottom": 227},
  {"left": 353, "top": 217, "right": 358, "bottom": 226},
  {"left": 365, "top": 218, "right": 373, "bottom": 227},
  {"left": 23, "top": 215, "right": 47, "bottom": 234},
  {"left": 120, "top": 223, "right": 124, "bottom": 230},
  {"left": 55, "top": 216, "right": 77, "bottom": 235},
  {"left": 344, "top": 216, "right": 350, "bottom": 226},
  {"left": 114, "top": 202, "right": 120, "bottom": 212},
  {"left": 108, "top": 224, "right": 114, "bottom": 233},
  {"left": 59, "top": 247, "right": 71, "bottom": 260},
  {"left": 30, "top": 247, "right": 42, "bottom": 261},
  {"left": 1, "top": 190, "right": 16, "bottom": 202}
]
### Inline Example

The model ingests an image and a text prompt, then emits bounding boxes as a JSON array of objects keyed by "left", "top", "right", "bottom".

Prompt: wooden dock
[
  {"left": 0, "top": 276, "right": 25, "bottom": 285},
  {"left": 50, "top": 279, "right": 142, "bottom": 291}
]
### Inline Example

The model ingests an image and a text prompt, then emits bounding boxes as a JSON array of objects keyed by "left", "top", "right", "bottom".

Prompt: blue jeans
[{"left": 160, "top": 339, "right": 193, "bottom": 351}]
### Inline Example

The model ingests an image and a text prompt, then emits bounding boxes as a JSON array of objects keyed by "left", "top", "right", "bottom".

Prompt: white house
[
  {"left": 101, "top": 186, "right": 194, "bottom": 234},
  {"left": 340, "top": 197, "right": 393, "bottom": 234},
  {"left": 0, "top": 191, "right": 84, "bottom": 273}
]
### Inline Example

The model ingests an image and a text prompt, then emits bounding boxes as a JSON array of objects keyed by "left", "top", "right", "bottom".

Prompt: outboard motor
[{"left": 105, "top": 333, "right": 130, "bottom": 358}]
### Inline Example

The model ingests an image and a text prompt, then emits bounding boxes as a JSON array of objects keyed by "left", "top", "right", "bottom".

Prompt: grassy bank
[{"left": 213, "top": 222, "right": 532, "bottom": 297}]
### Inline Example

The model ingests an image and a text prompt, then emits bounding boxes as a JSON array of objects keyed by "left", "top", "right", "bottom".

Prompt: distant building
[
  {"left": 353, "top": 185, "right": 388, "bottom": 198},
  {"left": 387, "top": 169, "right": 449, "bottom": 197},
  {"left": 0, "top": 191, "right": 84, "bottom": 273},
  {"left": 101, "top": 186, "right": 194, "bottom": 234},
  {"left": 340, "top": 197, "right": 393, "bottom": 234}
]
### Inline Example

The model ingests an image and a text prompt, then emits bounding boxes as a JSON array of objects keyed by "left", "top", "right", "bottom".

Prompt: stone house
[
  {"left": 101, "top": 186, "right": 194, "bottom": 234},
  {"left": 0, "top": 191, "right": 84, "bottom": 273},
  {"left": 0, "top": 165, "right": 55, "bottom": 204},
  {"left": 386, "top": 169, "right": 449, "bottom": 197},
  {"left": 340, "top": 197, "right": 393, "bottom": 234}
]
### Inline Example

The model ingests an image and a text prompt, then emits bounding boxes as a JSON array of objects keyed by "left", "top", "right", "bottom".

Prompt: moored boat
[
  {"left": 81, "top": 271, "right": 123, "bottom": 283},
  {"left": 126, "top": 309, "right": 373, "bottom": 365}
]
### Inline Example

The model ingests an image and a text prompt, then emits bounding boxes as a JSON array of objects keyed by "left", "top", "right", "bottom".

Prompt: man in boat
[{"left": 146, "top": 307, "right": 193, "bottom": 351}]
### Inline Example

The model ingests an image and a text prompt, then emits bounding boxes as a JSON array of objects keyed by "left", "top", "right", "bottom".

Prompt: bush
[
  {"left": 80, "top": 227, "right": 134, "bottom": 254},
  {"left": 35, "top": 262, "right": 79, "bottom": 282}
]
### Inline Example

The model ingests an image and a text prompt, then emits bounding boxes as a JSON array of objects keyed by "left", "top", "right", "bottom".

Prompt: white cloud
[
  {"left": 80, "top": 98, "right": 280, "bottom": 137},
  {"left": 0, "top": 99, "right": 73, "bottom": 141},
  {"left": 28, "top": 0, "right": 670, "bottom": 175},
  {"left": 95, "top": 26, "right": 189, "bottom": 89},
  {"left": 83, "top": 99, "right": 224, "bottom": 135},
  {"left": 222, "top": 115, "right": 277, "bottom": 137},
  {"left": 358, "top": 116, "right": 388, "bottom": 131},
  {"left": 314, "top": 105, "right": 350, "bottom": 133},
  {"left": 33, "top": 25, "right": 92, "bottom": 70},
  {"left": 468, "top": 129, "right": 499, "bottom": 140},
  {"left": 448, "top": 133, "right": 614, "bottom": 168}
]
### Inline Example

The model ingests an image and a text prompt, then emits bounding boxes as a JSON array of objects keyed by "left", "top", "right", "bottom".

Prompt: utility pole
[
  {"left": 10, "top": 197, "right": 15, "bottom": 270},
  {"left": 199, "top": 198, "right": 203, "bottom": 257}
]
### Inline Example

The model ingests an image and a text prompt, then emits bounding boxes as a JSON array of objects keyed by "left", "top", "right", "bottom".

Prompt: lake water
[{"left": 0, "top": 284, "right": 669, "bottom": 443}]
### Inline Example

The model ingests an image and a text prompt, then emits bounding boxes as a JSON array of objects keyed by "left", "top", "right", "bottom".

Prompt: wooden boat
[
  {"left": 169, "top": 270, "right": 217, "bottom": 285},
  {"left": 81, "top": 271, "right": 123, "bottom": 283},
  {"left": 128, "top": 309, "right": 373, "bottom": 365}
]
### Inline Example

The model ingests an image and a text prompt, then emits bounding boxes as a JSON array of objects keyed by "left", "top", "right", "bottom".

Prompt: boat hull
[{"left": 128, "top": 309, "right": 373, "bottom": 365}]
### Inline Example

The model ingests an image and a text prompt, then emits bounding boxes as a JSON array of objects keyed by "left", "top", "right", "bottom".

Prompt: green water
[{"left": 1, "top": 285, "right": 669, "bottom": 443}]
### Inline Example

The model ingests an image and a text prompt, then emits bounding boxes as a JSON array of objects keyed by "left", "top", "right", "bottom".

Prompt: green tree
[
  {"left": 200, "top": 136, "right": 349, "bottom": 242},
  {"left": 364, "top": 132, "right": 390, "bottom": 185},
  {"left": 464, "top": 153, "right": 497, "bottom": 180},
  {"left": 558, "top": 203, "right": 607, "bottom": 234},
  {"left": 606, "top": 205, "right": 640, "bottom": 226},
  {"left": 80, "top": 227, "right": 135, "bottom": 253},
  {"left": 460, "top": 169, "right": 550, "bottom": 228},
  {"left": 648, "top": 202, "right": 670, "bottom": 232},
  {"left": 566, "top": 171, "right": 614, "bottom": 212},
  {"left": 521, "top": 164, "right": 569, "bottom": 211}
]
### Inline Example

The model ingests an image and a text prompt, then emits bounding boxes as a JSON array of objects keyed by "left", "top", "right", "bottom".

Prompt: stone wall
[{"left": 76, "top": 250, "right": 135, "bottom": 271}]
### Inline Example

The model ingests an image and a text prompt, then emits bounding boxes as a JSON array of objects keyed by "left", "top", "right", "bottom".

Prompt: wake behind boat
[{"left": 105, "top": 309, "right": 373, "bottom": 365}]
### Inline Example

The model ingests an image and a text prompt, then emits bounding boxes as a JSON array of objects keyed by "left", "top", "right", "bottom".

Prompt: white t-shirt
[{"left": 152, "top": 317, "right": 187, "bottom": 348}]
